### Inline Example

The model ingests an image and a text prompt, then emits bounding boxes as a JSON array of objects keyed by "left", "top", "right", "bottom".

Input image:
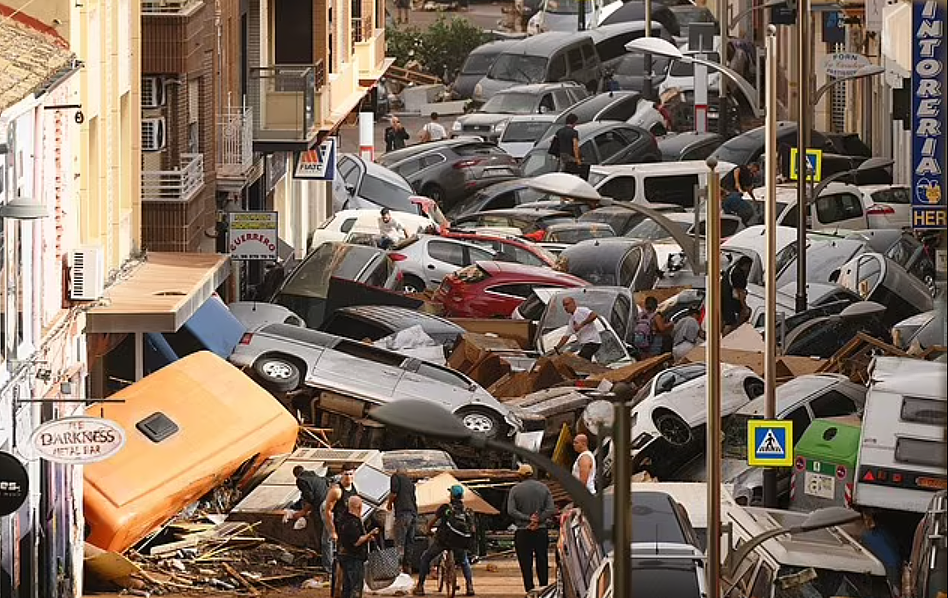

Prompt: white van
[
  {"left": 853, "top": 356, "right": 947, "bottom": 514},
  {"left": 586, "top": 160, "right": 736, "bottom": 209}
]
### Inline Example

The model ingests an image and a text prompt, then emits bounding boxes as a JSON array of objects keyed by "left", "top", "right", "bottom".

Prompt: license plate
[
  {"left": 804, "top": 471, "right": 836, "bottom": 499},
  {"left": 484, "top": 167, "right": 513, "bottom": 176}
]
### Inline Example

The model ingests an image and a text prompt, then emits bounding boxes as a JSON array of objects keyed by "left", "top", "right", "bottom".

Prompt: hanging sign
[
  {"left": 912, "top": 0, "right": 947, "bottom": 230},
  {"left": 0, "top": 451, "right": 28, "bottom": 516},
  {"left": 227, "top": 211, "right": 279, "bottom": 261},
  {"left": 294, "top": 137, "right": 337, "bottom": 180},
  {"left": 821, "top": 53, "right": 871, "bottom": 78},
  {"left": 29, "top": 416, "right": 126, "bottom": 464}
]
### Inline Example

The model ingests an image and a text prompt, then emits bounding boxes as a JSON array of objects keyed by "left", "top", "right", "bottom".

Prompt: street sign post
[
  {"left": 911, "top": 0, "right": 946, "bottom": 230},
  {"left": 747, "top": 420, "right": 794, "bottom": 467},
  {"left": 789, "top": 147, "right": 823, "bottom": 182},
  {"left": 690, "top": 22, "right": 716, "bottom": 134}
]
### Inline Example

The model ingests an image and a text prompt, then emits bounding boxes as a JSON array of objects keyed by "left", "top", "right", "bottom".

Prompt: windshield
[
  {"left": 549, "top": 225, "right": 616, "bottom": 244},
  {"left": 280, "top": 244, "right": 375, "bottom": 299},
  {"left": 773, "top": 567, "right": 892, "bottom": 598},
  {"left": 503, "top": 120, "right": 554, "bottom": 142},
  {"left": 540, "top": 293, "right": 619, "bottom": 333},
  {"left": 488, "top": 54, "right": 547, "bottom": 84},
  {"left": 546, "top": 0, "right": 590, "bottom": 14},
  {"left": 481, "top": 92, "right": 540, "bottom": 115},
  {"left": 559, "top": 326, "right": 628, "bottom": 365},
  {"left": 521, "top": 152, "right": 558, "bottom": 177},
  {"left": 607, "top": 54, "right": 671, "bottom": 78},
  {"left": 670, "top": 53, "right": 721, "bottom": 77},
  {"left": 461, "top": 52, "right": 499, "bottom": 76},
  {"left": 626, "top": 219, "right": 691, "bottom": 241},
  {"left": 711, "top": 130, "right": 764, "bottom": 165}
]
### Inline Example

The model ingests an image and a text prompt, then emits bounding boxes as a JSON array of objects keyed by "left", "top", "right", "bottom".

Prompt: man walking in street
[
  {"left": 290, "top": 466, "right": 330, "bottom": 565},
  {"left": 413, "top": 485, "right": 476, "bottom": 596},
  {"left": 387, "top": 467, "right": 418, "bottom": 573},
  {"left": 385, "top": 116, "right": 410, "bottom": 151},
  {"left": 337, "top": 495, "right": 380, "bottom": 598},
  {"left": 572, "top": 434, "right": 597, "bottom": 495},
  {"left": 324, "top": 465, "right": 360, "bottom": 591},
  {"left": 553, "top": 113, "right": 581, "bottom": 173},
  {"left": 507, "top": 464, "right": 556, "bottom": 595},
  {"left": 419, "top": 112, "right": 447, "bottom": 143},
  {"left": 555, "top": 297, "right": 600, "bottom": 361}
]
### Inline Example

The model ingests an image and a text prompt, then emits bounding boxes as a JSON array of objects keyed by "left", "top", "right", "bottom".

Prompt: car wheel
[
  {"left": 653, "top": 410, "right": 693, "bottom": 446},
  {"left": 253, "top": 356, "right": 301, "bottom": 393},
  {"left": 402, "top": 274, "right": 426, "bottom": 294},
  {"left": 744, "top": 377, "right": 765, "bottom": 399},
  {"left": 454, "top": 407, "right": 502, "bottom": 438},
  {"left": 422, "top": 184, "right": 445, "bottom": 204}
]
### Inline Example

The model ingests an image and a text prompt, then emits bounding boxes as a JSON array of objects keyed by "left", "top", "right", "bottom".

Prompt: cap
[
  {"left": 449, "top": 484, "right": 465, "bottom": 499},
  {"left": 517, "top": 463, "right": 534, "bottom": 477}
]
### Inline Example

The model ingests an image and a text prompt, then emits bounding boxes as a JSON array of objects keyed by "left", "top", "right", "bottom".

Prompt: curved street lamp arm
[
  {"left": 727, "top": 0, "right": 786, "bottom": 32},
  {"left": 723, "top": 526, "right": 795, "bottom": 580},
  {"left": 610, "top": 200, "right": 706, "bottom": 274},
  {"left": 812, "top": 68, "right": 884, "bottom": 105},
  {"left": 686, "top": 56, "right": 763, "bottom": 119}
]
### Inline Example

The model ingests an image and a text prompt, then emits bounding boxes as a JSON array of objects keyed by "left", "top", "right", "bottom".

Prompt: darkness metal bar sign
[{"left": 912, "top": 0, "right": 947, "bottom": 230}]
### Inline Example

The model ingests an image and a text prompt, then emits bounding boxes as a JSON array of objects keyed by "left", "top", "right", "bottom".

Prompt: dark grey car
[
  {"left": 450, "top": 39, "right": 521, "bottom": 100},
  {"left": 520, "top": 121, "right": 661, "bottom": 177},
  {"left": 451, "top": 82, "right": 588, "bottom": 142},
  {"left": 555, "top": 237, "right": 660, "bottom": 291},
  {"left": 377, "top": 138, "right": 519, "bottom": 210},
  {"left": 658, "top": 132, "right": 723, "bottom": 161}
]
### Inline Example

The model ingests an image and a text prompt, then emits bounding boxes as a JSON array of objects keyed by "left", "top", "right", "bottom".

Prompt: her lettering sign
[{"left": 29, "top": 417, "right": 126, "bottom": 464}]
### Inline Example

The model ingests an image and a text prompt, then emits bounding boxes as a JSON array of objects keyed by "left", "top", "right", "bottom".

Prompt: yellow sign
[
  {"left": 747, "top": 420, "right": 794, "bottom": 467},
  {"left": 789, "top": 147, "right": 823, "bottom": 182}
]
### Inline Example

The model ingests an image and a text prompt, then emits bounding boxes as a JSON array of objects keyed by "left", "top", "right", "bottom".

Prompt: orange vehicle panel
[{"left": 84, "top": 351, "right": 298, "bottom": 552}]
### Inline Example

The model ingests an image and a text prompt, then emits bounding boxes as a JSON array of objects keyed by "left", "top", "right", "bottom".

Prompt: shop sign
[
  {"left": 821, "top": 53, "right": 871, "bottom": 78},
  {"left": 294, "top": 137, "right": 337, "bottom": 180},
  {"left": 29, "top": 417, "right": 126, "bottom": 464},
  {"left": 912, "top": 0, "right": 947, "bottom": 230},
  {"left": 227, "top": 211, "right": 279, "bottom": 261},
  {"left": 0, "top": 451, "right": 28, "bottom": 516}
]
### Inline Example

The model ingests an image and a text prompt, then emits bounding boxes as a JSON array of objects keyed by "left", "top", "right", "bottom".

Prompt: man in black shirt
[
  {"left": 337, "top": 495, "right": 379, "bottom": 598},
  {"left": 290, "top": 466, "right": 329, "bottom": 556},
  {"left": 722, "top": 256, "right": 753, "bottom": 336},
  {"left": 325, "top": 465, "right": 360, "bottom": 587},
  {"left": 721, "top": 163, "right": 760, "bottom": 225},
  {"left": 554, "top": 113, "right": 582, "bottom": 173},
  {"left": 386, "top": 468, "right": 418, "bottom": 572}
]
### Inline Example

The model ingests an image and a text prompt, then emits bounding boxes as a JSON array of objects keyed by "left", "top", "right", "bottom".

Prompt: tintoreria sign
[
  {"left": 912, "top": 0, "right": 947, "bottom": 230},
  {"left": 30, "top": 416, "right": 126, "bottom": 464}
]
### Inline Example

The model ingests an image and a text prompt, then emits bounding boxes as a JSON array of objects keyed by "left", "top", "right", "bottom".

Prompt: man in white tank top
[{"left": 571, "top": 434, "right": 597, "bottom": 495}]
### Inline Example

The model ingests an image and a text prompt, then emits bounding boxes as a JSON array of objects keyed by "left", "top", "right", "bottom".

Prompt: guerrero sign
[
  {"left": 227, "top": 211, "right": 279, "bottom": 261},
  {"left": 912, "top": 0, "right": 947, "bottom": 230},
  {"left": 29, "top": 417, "right": 126, "bottom": 464}
]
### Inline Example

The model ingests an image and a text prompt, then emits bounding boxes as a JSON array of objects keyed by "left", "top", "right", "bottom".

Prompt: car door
[
  {"left": 333, "top": 155, "right": 363, "bottom": 211},
  {"left": 593, "top": 130, "right": 629, "bottom": 165},
  {"left": 538, "top": 92, "right": 556, "bottom": 114},
  {"left": 812, "top": 191, "right": 870, "bottom": 230},
  {"left": 423, "top": 238, "right": 471, "bottom": 287},
  {"left": 595, "top": 175, "right": 637, "bottom": 202},
  {"left": 310, "top": 339, "right": 406, "bottom": 399},
  {"left": 609, "top": 127, "right": 649, "bottom": 163},
  {"left": 396, "top": 360, "right": 476, "bottom": 408},
  {"left": 394, "top": 157, "right": 426, "bottom": 189}
]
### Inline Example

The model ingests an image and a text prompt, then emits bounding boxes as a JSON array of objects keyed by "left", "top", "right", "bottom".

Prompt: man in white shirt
[
  {"left": 555, "top": 297, "right": 600, "bottom": 361},
  {"left": 571, "top": 434, "right": 597, "bottom": 495},
  {"left": 378, "top": 208, "right": 407, "bottom": 249},
  {"left": 419, "top": 112, "right": 447, "bottom": 143}
]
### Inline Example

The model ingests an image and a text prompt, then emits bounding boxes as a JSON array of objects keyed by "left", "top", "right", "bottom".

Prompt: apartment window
[{"left": 274, "top": 0, "right": 314, "bottom": 63}]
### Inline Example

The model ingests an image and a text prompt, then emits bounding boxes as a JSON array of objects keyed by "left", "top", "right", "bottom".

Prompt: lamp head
[
  {"left": 368, "top": 400, "right": 474, "bottom": 442},
  {"left": 0, "top": 197, "right": 48, "bottom": 220},
  {"left": 855, "top": 156, "right": 894, "bottom": 172},
  {"left": 624, "top": 37, "right": 684, "bottom": 61}
]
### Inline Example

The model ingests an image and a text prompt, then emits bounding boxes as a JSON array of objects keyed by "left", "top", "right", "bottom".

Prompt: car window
[
  {"left": 655, "top": 363, "right": 706, "bottom": 393},
  {"left": 900, "top": 396, "right": 947, "bottom": 425},
  {"left": 855, "top": 254, "right": 882, "bottom": 296},
  {"left": 785, "top": 406, "right": 811, "bottom": 443},
  {"left": 396, "top": 158, "right": 424, "bottom": 177},
  {"left": 780, "top": 203, "right": 800, "bottom": 227},
  {"left": 334, "top": 339, "right": 406, "bottom": 367},
  {"left": 467, "top": 246, "right": 494, "bottom": 263},
  {"left": 322, "top": 314, "right": 389, "bottom": 341},
  {"left": 619, "top": 248, "right": 642, "bottom": 287},
  {"left": 644, "top": 174, "right": 699, "bottom": 208},
  {"left": 871, "top": 187, "right": 912, "bottom": 204},
  {"left": 580, "top": 141, "right": 598, "bottom": 164},
  {"left": 481, "top": 214, "right": 512, "bottom": 228},
  {"left": 486, "top": 191, "right": 518, "bottom": 210},
  {"left": 363, "top": 258, "right": 394, "bottom": 288},
  {"left": 487, "top": 283, "right": 534, "bottom": 298},
  {"left": 359, "top": 174, "right": 413, "bottom": 207},
  {"left": 568, "top": 86, "right": 589, "bottom": 103},
  {"left": 681, "top": 141, "right": 717, "bottom": 161},
  {"left": 507, "top": 245, "right": 544, "bottom": 266},
  {"left": 721, "top": 217, "right": 742, "bottom": 237},
  {"left": 597, "top": 176, "right": 636, "bottom": 202},
  {"left": 612, "top": 295, "right": 631, "bottom": 333},
  {"left": 895, "top": 438, "right": 947, "bottom": 468},
  {"left": 548, "top": 54, "right": 568, "bottom": 80},
  {"left": 599, "top": 97, "right": 640, "bottom": 122},
  {"left": 515, "top": 187, "right": 546, "bottom": 204},
  {"left": 567, "top": 48, "right": 584, "bottom": 71},
  {"left": 338, "top": 156, "right": 359, "bottom": 182},
  {"left": 422, "top": 154, "right": 446, "bottom": 168},
  {"left": 885, "top": 236, "right": 919, "bottom": 268},
  {"left": 808, "top": 390, "right": 858, "bottom": 418},
  {"left": 815, "top": 192, "right": 864, "bottom": 224},
  {"left": 581, "top": 43, "right": 596, "bottom": 63},
  {"left": 594, "top": 131, "right": 627, "bottom": 161},
  {"left": 539, "top": 93, "right": 556, "bottom": 113},
  {"left": 339, "top": 218, "right": 357, "bottom": 233},
  {"left": 427, "top": 240, "right": 467, "bottom": 266},
  {"left": 414, "top": 362, "right": 471, "bottom": 389},
  {"left": 552, "top": 89, "right": 572, "bottom": 109}
]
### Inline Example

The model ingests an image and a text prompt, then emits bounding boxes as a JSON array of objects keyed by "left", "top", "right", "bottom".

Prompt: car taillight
[
  {"left": 389, "top": 253, "right": 408, "bottom": 261},
  {"left": 866, "top": 204, "right": 895, "bottom": 215},
  {"left": 524, "top": 230, "right": 545, "bottom": 242},
  {"left": 239, "top": 333, "right": 253, "bottom": 345},
  {"left": 453, "top": 159, "right": 484, "bottom": 169}
]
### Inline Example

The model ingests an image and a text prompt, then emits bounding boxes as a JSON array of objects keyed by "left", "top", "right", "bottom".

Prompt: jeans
[
  {"left": 418, "top": 539, "right": 473, "bottom": 587},
  {"left": 393, "top": 512, "right": 416, "bottom": 564},
  {"left": 338, "top": 554, "right": 366, "bottom": 598},
  {"left": 514, "top": 528, "right": 549, "bottom": 592}
]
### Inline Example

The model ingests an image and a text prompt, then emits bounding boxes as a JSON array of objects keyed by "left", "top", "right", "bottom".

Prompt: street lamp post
[
  {"left": 762, "top": 24, "right": 779, "bottom": 509},
  {"left": 705, "top": 156, "right": 723, "bottom": 598}
]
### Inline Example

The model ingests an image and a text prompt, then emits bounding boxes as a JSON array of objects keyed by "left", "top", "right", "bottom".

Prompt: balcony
[
  {"left": 142, "top": 153, "right": 205, "bottom": 203},
  {"left": 249, "top": 63, "right": 324, "bottom": 152},
  {"left": 141, "top": 0, "right": 204, "bottom": 16},
  {"left": 217, "top": 107, "right": 258, "bottom": 190},
  {"left": 354, "top": 25, "right": 394, "bottom": 85}
]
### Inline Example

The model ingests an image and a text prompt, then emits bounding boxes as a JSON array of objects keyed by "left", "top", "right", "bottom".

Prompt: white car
[
  {"left": 310, "top": 209, "right": 437, "bottom": 250},
  {"left": 388, "top": 234, "right": 499, "bottom": 292},
  {"left": 630, "top": 362, "right": 764, "bottom": 454}
]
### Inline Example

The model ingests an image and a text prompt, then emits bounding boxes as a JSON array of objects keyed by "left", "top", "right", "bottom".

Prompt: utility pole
[
  {"left": 705, "top": 156, "right": 723, "bottom": 598},
  {"left": 578, "top": 0, "right": 586, "bottom": 31},
  {"left": 795, "top": 0, "right": 810, "bottom": 313},
  {"left": 643, "top": 0, "right": 653, "bottom": 99},
  {"left": 762, "top": 24, "right": 779, "bottom": 509},
  {"left": 612, "top": 384, "right": 633, "bottom": 598},
  {"left": 717, "top": 0, "right": 729, "bottom": 135}
]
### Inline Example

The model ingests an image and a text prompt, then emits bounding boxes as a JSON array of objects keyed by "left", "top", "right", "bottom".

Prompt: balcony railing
[
  {"left": 141, "top": 0, "right": 203, "bottom": 15},
  {"left": 352, "top": 17, "right": 374, "bottom": 43},
  {"left": 142, "top": 153, "right": 205, "bottom": 202},
  {"left": 217, "top": 107, "right": 253, "bottom": 177},
  {"left": 249, "top": 64, "right": 320, "bottom": 146}
]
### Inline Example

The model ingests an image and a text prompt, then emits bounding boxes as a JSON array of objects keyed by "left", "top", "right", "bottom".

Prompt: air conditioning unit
[
  {"left": 141, "top": 76, "right": 165, "bottom": 108},
  {"left": 69, "top": 246, "right": 105, "bottom": 301},
  {"left": 142, "top": 117, "right": 166, "bottom": 152}
]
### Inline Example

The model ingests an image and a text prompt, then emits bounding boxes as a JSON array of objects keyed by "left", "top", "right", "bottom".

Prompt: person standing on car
[
  {"left": 385, "top": 116, "right": 410, "bottom": 151},
  {"left": 378, "top": 208, "right": 407, "bottom": 249},
  {"left": 555, "top": 297, "right": 600, "bottom": 360},
  {"left": 337, "top": 495, "right": 380, "bottom": 598},
  {"left": 721, "top": 162, "right": 760, "bottom": 226},
  {"left": 387, "top": 468, "right": 418, "bottom": 573},
  {"left": 553, "top": 113, "right": 582, "bottom": 173},
  {"left": 290, "top": 466, "right": 330, "bottom": 562},
  {"left": 507, "top": 464, "right": 556, "bottom": 594},
  {"left": 413, "top": 485, "right": 476, "bottom": 596},
  {"left": 571, "top": 434, "right": 597, "bottom": 495},
  {"left": 324, "top": 465, "right": 360, "bottom": 587}
]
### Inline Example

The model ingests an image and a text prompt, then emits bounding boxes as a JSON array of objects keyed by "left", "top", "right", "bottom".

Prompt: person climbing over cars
[
  {"left": 721, "top": 162, "right": 760, "bottom": 226},
  {"left": 413, "top": 485, "right": 476, "bottom": 596}
]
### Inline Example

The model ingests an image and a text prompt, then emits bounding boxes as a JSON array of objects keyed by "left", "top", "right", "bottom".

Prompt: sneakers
[
  {"left": 412, "top": 585, "right": 426, "bottom": 596},
  {"left": 465, "top": 589, "right": 476, "bottom": 596}
]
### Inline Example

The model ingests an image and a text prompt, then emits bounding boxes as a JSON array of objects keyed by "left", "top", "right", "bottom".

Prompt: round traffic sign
[{"left": 0, "top": 451, "right": 29, "bottom": 516}]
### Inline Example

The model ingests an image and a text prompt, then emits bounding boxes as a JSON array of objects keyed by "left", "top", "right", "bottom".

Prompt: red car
[
  {"left": 441, "top": 230, "right": 558, "bottom": 268},
  {"left": 433, "top": 261, "right": 588, "bottom": 318}
]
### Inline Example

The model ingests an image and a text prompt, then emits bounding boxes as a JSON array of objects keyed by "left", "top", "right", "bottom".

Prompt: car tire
[
  {"left": 402, "top": 274, "right": 426, "bottom": 294},
  {"left": 421, "top": 184, "right": 445, "bottom": 204},
  {"left": 253, "top": 356, "right": 301, "bottom": 393},
  {"left": 653, "top": 410, "right": 693, "bottom": 446},
  {"left": 454, "top": 407, "right": 503, "bottom": 438}
]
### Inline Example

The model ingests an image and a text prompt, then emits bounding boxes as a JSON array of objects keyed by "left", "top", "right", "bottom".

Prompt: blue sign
[
  {"left": 747, "top": 420, "right": 794, "bottom": 467},
  {"left": 912, "top": 0, "right": 947, "bottom": 230}
]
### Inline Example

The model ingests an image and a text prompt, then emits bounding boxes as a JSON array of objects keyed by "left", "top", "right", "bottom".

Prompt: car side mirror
[{"left": 345, "top": 184, "right": 356, "bottom": 196}]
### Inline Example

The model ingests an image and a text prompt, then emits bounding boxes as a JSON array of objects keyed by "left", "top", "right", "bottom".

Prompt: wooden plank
[{"left": 223, "top": 562, "right": 261, "bottom": 596}]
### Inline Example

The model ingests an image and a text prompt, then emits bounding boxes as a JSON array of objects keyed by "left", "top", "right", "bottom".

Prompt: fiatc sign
[
  {"left": 912, "top": 0, "right": 947, "bottom": 230},
  {"left": 29, "top": 417, "right": 126, "bottom": 464}
]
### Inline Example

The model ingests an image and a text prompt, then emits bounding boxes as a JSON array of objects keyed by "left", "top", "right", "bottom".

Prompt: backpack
[
  {"left": 441, "top": 503, "right": 475, "bottom": 550},
  {"left": 632, "top": 311, "right": 654, "bottom": 352},
  {"left": 547, "top": 134, "right": 561, "bottom": 156}
]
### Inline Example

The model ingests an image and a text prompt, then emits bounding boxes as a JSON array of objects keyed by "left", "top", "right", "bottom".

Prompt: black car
[
  {"left": 601, "top": 53, "right": 671, "bottom": 93},
  {"left": 320, "top": 305, "right": 466, "bottom": 354},
  {"left": 579, "top": 204, "right": 686, "bottom": 235},
  {"left": 520, "top": 121, "right": 661, "bottom": 177},
  {"left": 555, "top": 237, "right": 659, "bottom": 291},
  {"left": 377, "top": 138, "right": 519, "bottom": 209},
  {"left": 445, "top": 179, "right": 548, "bottom": 219},
  {"left": 658, "top": 131, "right": 723, "bottom": 161}
]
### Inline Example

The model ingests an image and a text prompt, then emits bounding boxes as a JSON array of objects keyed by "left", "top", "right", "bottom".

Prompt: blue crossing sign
[
  {"left": 747, "top": 420, "right": 794, "bottom": 467},
  {"left": 789, "top": 148, "right": 823, "bottom": 182}
]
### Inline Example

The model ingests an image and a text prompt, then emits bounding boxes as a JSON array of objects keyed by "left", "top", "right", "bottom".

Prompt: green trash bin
[{"left": 789, "top": 416, "right": 862, "bottom": 512}]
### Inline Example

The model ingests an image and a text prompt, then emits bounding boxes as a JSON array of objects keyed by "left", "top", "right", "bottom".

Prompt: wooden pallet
[{"left": 387, "top": 65, "right": 441, "bottom": 85}]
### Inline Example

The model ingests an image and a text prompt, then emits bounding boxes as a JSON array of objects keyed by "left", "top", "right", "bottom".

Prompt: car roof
[
  {"left": 869, "top": 356, "right": 948, "bottom": 394},
  {"left": 476, "top": 260, "right": 587, "bottom": 283},
  {"left": 560, "top": 237, "right": 651, "bottom": 261},
  {"left": 463, "top": 208, "right": 572, "bottom": 219},
  {"left": 737, "top": 374, "right": 852, "bottom": 417},
  {"left": 469, "top": 39, "right": 521, "bottom": 56},
  {"left": 658, "top": 132, "right": 722, "bottom": 155},
  {"left": 378, "top": 137, "right": 485, "bottom": 165},
  {"left": 502, "top": 31, "right": 592, "bottom": 55},
  {"left": 496, "top": 82, "right": 583, "bottom": 95},
  {"left": 590, "top": 159, "right": 735, "bottom": 176},
  {"left": 332, "top": 305, "right": 463, "bottom": 333},
  {"left": 342, "top": 153, "right": 414, "bottom": 189},
  {"left": 545, "top": 221, "right": 614, "bottom": 232}
]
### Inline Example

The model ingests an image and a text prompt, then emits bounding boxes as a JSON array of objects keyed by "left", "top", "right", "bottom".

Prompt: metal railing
[
  {"left": 141, "top": 0, "right": 203, "bottom": 15},
  {"left": 217, "top": 107, "right": 253, "bottom": 176},
  {"left": 352, "top": 17, "right": 374, "bottom": 43},
  {"left": 142, "top": 153, "right": 205, "bottom": 202},
  {"left": 249, "top": 65, "right": 318, "bottom": 143}
]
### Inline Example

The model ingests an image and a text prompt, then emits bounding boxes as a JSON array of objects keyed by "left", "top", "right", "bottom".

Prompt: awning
[{"left": 86, "top": 253, "right": 232, "bottom": 334}]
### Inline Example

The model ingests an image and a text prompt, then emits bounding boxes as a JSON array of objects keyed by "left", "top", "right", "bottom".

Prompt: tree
[{"left": 386, "top": 18, "right": 491, "bottom": 82}]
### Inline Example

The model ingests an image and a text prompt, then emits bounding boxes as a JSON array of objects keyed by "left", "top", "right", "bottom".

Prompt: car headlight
[
  {"left": 493, "top": 121, "right": 508, "bottom": 132},
  {"left": 473, "top": 83, "right": 483, "bottom": 101},
  {"left": 452, "top": 120, "right": 462, "bottom": 132}
]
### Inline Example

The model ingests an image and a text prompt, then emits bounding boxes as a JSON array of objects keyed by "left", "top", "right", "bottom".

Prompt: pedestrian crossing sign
[
  {"left": 747, "top": 420, "right": 794, "bottom": 467},
  {"left": 789, "top": 147, "right": 823, "bottom": 182}
]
